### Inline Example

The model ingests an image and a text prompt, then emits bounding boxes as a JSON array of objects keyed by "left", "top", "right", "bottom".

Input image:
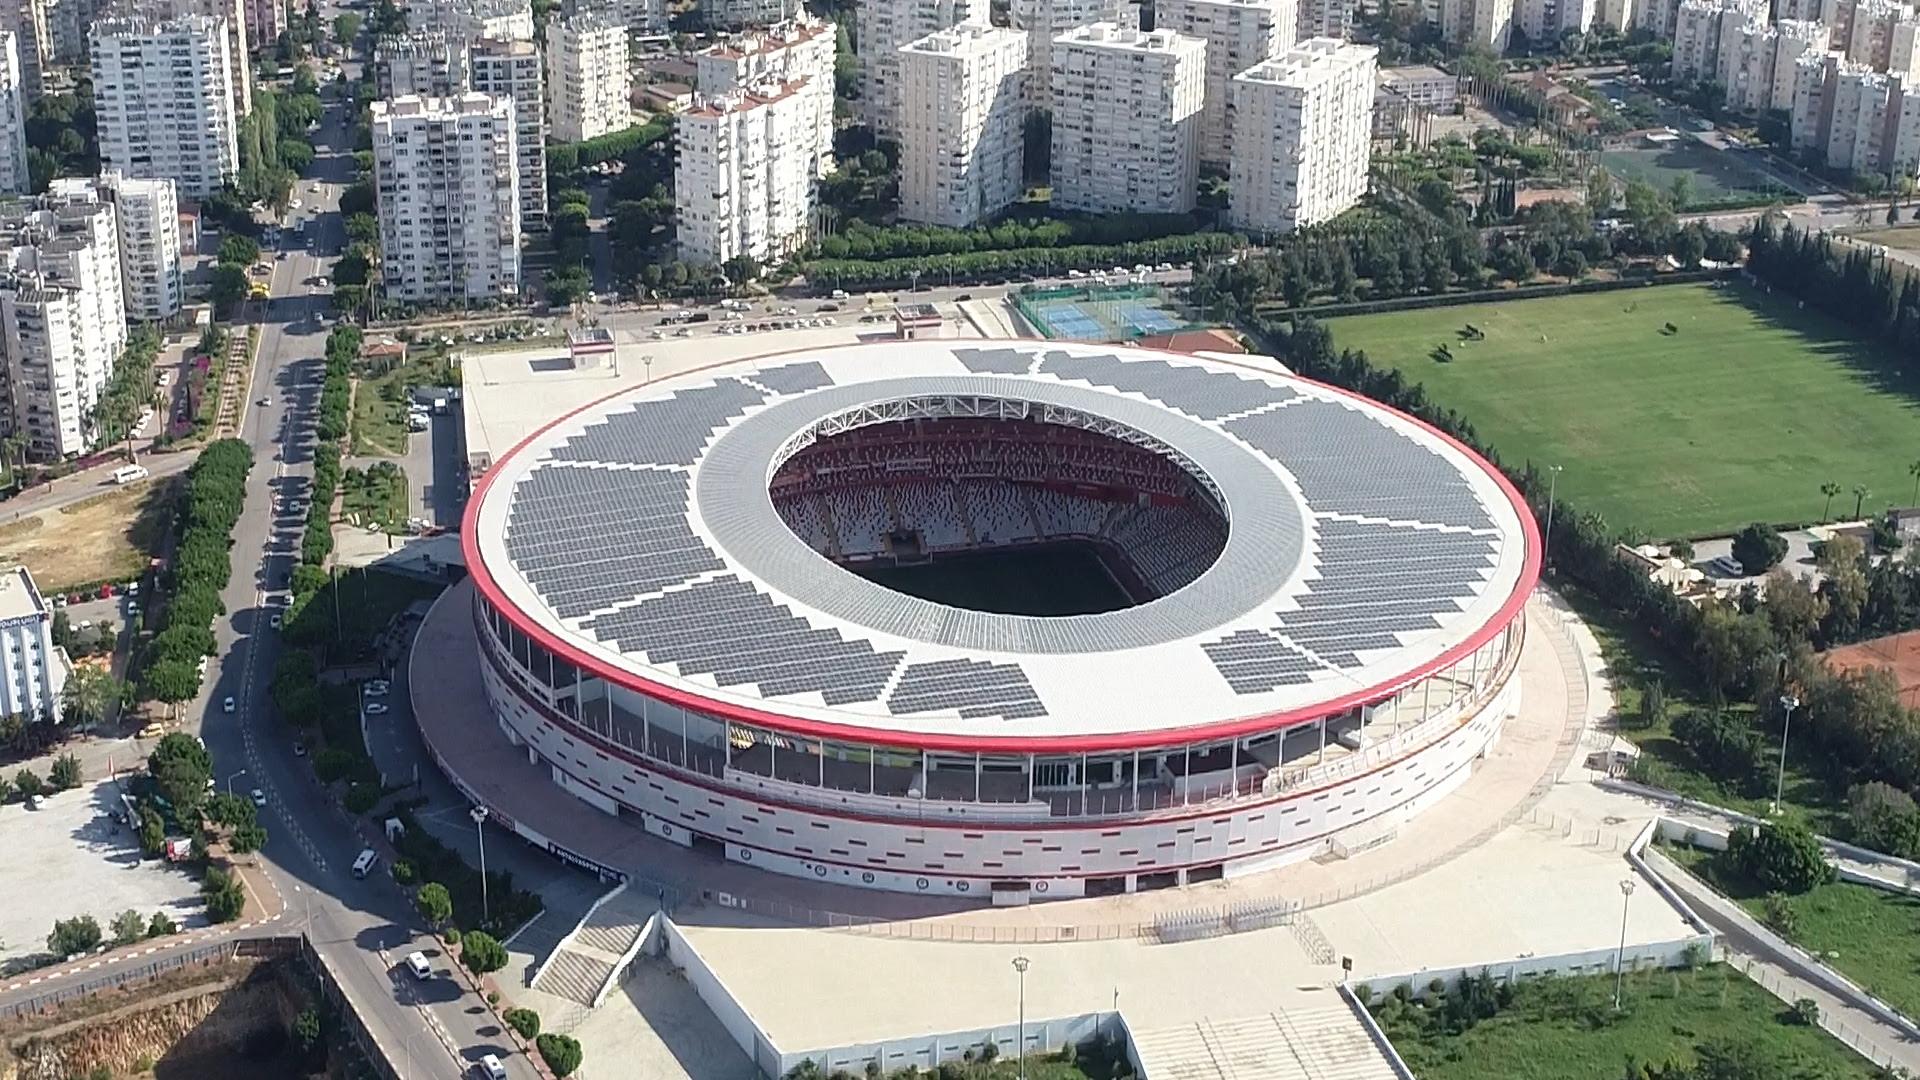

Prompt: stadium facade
[{"left": 462, "top": 340, "right": 1540, "bottom": 900}]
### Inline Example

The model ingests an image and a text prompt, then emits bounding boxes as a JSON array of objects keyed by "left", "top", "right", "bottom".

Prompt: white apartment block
[
  {"left": 1517, "top": 0, "right": 1597, "bottom": 44},
  {"left": 1377, "top": 64, "right": 1456, "bottom": 109},
  {"left": 470, "top": 37, "right": 547, "bottom": 231},
  {"left": 0, "top": 569, "right": 68, "bottom": 725},
  {"left": 1843, "top": 0, "right": 1920, "bottom": 75},
  {"left": 897, "top": 23, "right": 1027, "bottom": 227},
  {"left": 675, "top": 82, "right": 817, "bottom": 267},
  {"left": 245, "top": 0, "right": 285, "bottom": 50},
  {"left": 1155, "top": 0, "right": 1294, "bottom": 168},
  {"left": 1439, "top": 0, "right": 1514, "bottom": 54},
  {"left": 1892, "top": 78, "right": 1920, "bottom": 173},
  {"left": 1009, "top": 0, "right": 1137, "bottom": 111},
  {"left": 0, "top": 34, "right": 25, "bottom": 195},
  {"left": 376, "top": 31, "right": 468, "bottom": 98},
  {"left": 432, "top": 0, "right": 536, "bottom": 43},
  {"left": 1769, "top": 20, "right": 1833, "bottom": 110},
  {"left": 1049, "top": 24, "right": 1204, "bottom": 214},
  {"left": 1827, "top": 64, "right": 1894, "bottom": 169},
  {"left": 1595, "top": 0, "right": 1633, "bottom": 33},
  {"left": 1788, "top": 48, "right": 1920, "bottom": 175},
  {"left": 1297, "top": 0, "right": 1358, "bottom": 38},
  {"left": 1229, "top": 38, "right": 1374, "bottom": 235},
  {"left": 0, "top": 200, "right": 127, "bottom": 462},
  {"left": 1672, "top": 0, "right": 1766, "bottom": 84},
  {"left": 164, "top": 0, "right": 252, "bottom": 118},
  {"left": 697, "top": 18, "right": 836, "bottom": 176},
  {"left": 1633, "top": 0, "right": 1682, "bottom": 38},
  {"left": 545, "top": 14, "right": 630, "bottom": 143},
  {"left": 46, "top": 0, "right": 92, "bottom": 64},
  {"left": 49, "top": 172, "right": 182, "bottom": 322},
  {"left": 371, "top": 94, "right": 523, "bottom": 304},
  {"left": 1791, "top": 49, "right": 1844, "bottom": 150},
  {"left": 1, "top": 0, "right": 49, "bottom": 99},
  {"left": 90, "top": 14, "right": 239, "bottom": 200},
  {"left": 1721, "top": 19, "right": 1777, "bottom": 111},
  {"left": 702, "top": 0, "right": 790, "bottom": 28},
  {"left": 857, "top": 0, "right": 983, "bottom": 138}
]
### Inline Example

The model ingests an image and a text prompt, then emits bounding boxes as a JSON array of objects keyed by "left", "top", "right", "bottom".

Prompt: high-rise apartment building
[
  {"left": 1154, "top": 0, "right": 1294, "bottom": 168},
  {"left": 1438, "top": 0, "right": 1514, "bottom": 54},
  {"left": 544, "top": 13, "right": 630, "bottom": 142},
  {"left": 431, "top": 0, "right": 536, "bottom": 43},
  {"left": 1720, "top": 17, "right": 1830, "bottom": 111},
  {"left": 1844, "top": 0, "right": 1920, "bottom": 76},
  {"left": 1671, "top": 0, "right": 1766, "bottom": 84},
  {"left": 469, "top": 37, "right": 547, "bottom": 230},
  {"left": 1827, "top": 63, "right": 1895, "bottom": 169},
  {"left": 857, "top": 0, "right": 983, "bottom": 137},
  {"left": 696, "top": 17, "right": 837, "bottom": 176},
  {"left": 0, "top": 33, "right": 25, "bottom": 194},
  {"left": 0, "top": 0, "right": 48, "bottom": 100},
  {"left": 49, "top": 171, "right": 181, "bottom": 322},
  {"left": 1228, "top": 37, "right": 1374, "bottom": 235},
  {"left": 897, "top": 23, "right": 1027, "bottom": 227},
  {"left": 1296, "top": 0, "right": 1357, "bottom": 37},
  {"left": 45, "top": 0, "right": 95, "bottom": 64},
  {"left": 1516, "top": 0, "right": 1597, "bottom": 41},
  {"left": 0, "top": 568, "right": 69, "bottom": 725},
  {"left": 1008, "top": 0, "right": 1136, "bottom": 111},
  {"left": 1595, "top": 0, "right": 1634, "bottom": 33},
  {"left": 675, "top": 82, "right": 817, "bottom": 267},
  {"left": 376, "top": 31, "right": 468, "bottom": 97},
  {"left": 1049, "top": 24, "right": 1204, "bottom": 214},
  {"left": 702, "top": 0, "right": 789, "bottom": 28},
  {"left": 371, "top": 94, "right": 522, "bottom": 303},
  {"left": 0, "top": 199, "right": 127, "bottom": 462},
  {"left": 90, "top": 14, "right": 239, "bottom": 199},
  {"left": 244, "top": 0, "right": 284, "bottom": 50}
]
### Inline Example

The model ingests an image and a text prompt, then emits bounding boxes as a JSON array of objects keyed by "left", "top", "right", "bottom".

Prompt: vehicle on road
[
  {"left": 250, "top": 788, "right": 267, "bottom": 807},
  {"left": 364, "top": 702, "right": 389, "bottom": 716},
  {"left": 352, "top": 848, "right": 378, "bottom": 878},
  {"left": 477, "top": 1055, "right": 508, "bottom": 1080},
  {"left": 406, "top": 951, "right": 433, "bottom": 980},
  {"left": 222, "top": 696, "right": 235, "bottom": 713},
  {"left": 269, "top": 612, "right": 283, "bottom": 629},
  {"left": 293, "top": 742, "right": 306, "bottom": 757},
  {"left": 365, "top": 681, "right": 389, "bottom": 696},
  {"left": 256, "top": 397, "right": 271, "bottom": 407},
  {"left": 112, "top": 464, "right": 149, "bottom": 484}
]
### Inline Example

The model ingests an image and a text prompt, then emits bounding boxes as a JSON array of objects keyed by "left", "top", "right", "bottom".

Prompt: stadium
[{"left": 460, "top": 339, "right": 1540, "bottom": 901}]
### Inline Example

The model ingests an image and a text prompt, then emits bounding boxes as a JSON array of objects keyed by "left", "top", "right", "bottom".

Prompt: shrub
[
  {"left": 110, "top": 909, "right": 145, "bottom": 946},
  {"left": 202, "top": 867, "right": 245, "bottom": 923},
  {"left": 416, "top": 882, "right": 452, "bottom": 926},
  {"left": 444, "top": 927, "right": 462, "bottom": 946},
  {"left": 504, "top": 1007, "right": 541, "bottom": 1040},
  {"left": 1728, "top": 821, "right": 1834, "bottom": 895},
  {"left": 1848, "top": 781, "right": 1920, "bottom": 858},
  {"left": 48, "top": 915, "right": 102, "bottom": 955},
  {"left": 460, "top": 930, "right": 506, "bottom": 975},
  {"left": 48, "top": 753, "right": 81, "bottom": 791},
  {"left": 1790, "top": 997, "right": 1820, "bottom": 1026},
  {"left": 1762, "top": 892, "right": 1799, "bottom": 936},
  {"left": 390, "top": 858, "right": 416, "bottom": 884},
  {"left": 1731, "top": 522, "right": 1788, "bottom": 575},
  {"left": 292, "top": 1007, "right": 322, "bottom": 1052},
  {"left": 487, "top": 990, "right": 499, "bottom": 1005},
  {"left": 536, "top": 1033, "right": 584, "bottom": 1077},
  {"left": 14, "top": 768, "right": 43, "bottom": 800},
  {"left": 147, "top": 911, "right": 178, "bottom": 938},
  {"left": 343, "top": 782, "right": 379, "bottom": 815}
]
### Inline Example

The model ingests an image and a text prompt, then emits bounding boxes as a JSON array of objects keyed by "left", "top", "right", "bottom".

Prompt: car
[
  {"left": 406, "top": 951, "right": 433, "bottom": 980},
  {"left": 364, "top": 682, "right": 388, "bottom": 697},
  {"left": 954, "top": 293, "right": 972, "bottom": 301},
  {"left": 269, "top": 612, "right": 283, "bottom": 629},
  {"left": 256, "top": 396, "right": 271, "bottom": 407},
  {"left": 222, "top": 696, "right": 235, "bottom": 713},
  {"left": 476, "top": 1055, "right": 508, "bottom": 1080},
  {"left": 364, "top": 702, "right": 389, "bottom": 716},
  {"left": 289, "top": 199, "right": 303, "bottom": 209},
  {"left": 293, "top": 742, "right": 306, "bottom": 757},
  {"left": 250, "top": 788, "right": 267, "bottom": 807},
  {"left": 315, "top": 277, "right": 330, "bottom": 289}
]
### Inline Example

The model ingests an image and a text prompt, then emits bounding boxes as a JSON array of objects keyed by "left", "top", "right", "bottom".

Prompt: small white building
[{"left": 0, "top": 567, "right": 68, "bottom": 724}]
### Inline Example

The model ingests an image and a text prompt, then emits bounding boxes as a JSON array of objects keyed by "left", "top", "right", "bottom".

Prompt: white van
[
  {"left": 112, "top": 464, "right": 149, "bottom": 484},
  {"left": 352, "top": 848, "right": 379, "bottom": 878}
]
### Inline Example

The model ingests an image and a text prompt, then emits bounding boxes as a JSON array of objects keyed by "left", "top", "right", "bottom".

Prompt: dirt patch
[{"left": 0, "top": 477, "right": 180, "bottom": 594}]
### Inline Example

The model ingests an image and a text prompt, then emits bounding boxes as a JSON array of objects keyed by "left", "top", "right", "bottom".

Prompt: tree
[
  {"left": 292, "top": 1007, "right": 322, "bottom": 1053},
  {"left": 505, "top": 1007, "right": 541, "bottom": 1040},
  {"left": 536, "top": 1033, "right": 584, "bottom": 1077},
  {"left": 209, "top": 264, "right": 250, "bottom": 310},
  {"left": 1731, "top": 523, "right": 1788, "bottom": 575},
  {"left": 48, "top": 753, "right": 81, "bottom": 791},
  {"left": 137, "top": 804, "right": 165, "bottom": 856},
  {"left": 202, "top": 867, "right": 246, "bottom": 923},
  {"left": 147, "top": 911, "right": 177, "bottom": 938},
  {"left": 230, "top": 822, "right": 268, "bottom": 854},
  {"left": 1636, "top": 679, "right": 1667, "bottom": 731},
  {"left": 332, "top": 11, "right": 361, "bottom": 43},
  {"left": 111, "top": 908, "right": 146, "bottom": 946},
  {"left": 1847, "top": 781, "right": 1920, "bottom": 858},
  {"left": 149, "top": 732, "right": 213, "bottom": 816},
  {"left": 14, "top": 768, "right": 43, "bottom": 800},
  {"left": 1821, "top": 480, "right": 1841, "bottom": 521},
  {"left": 216, "top": 234, "right": 259, "bottom": 267},
  {"left": 48, "top": 914, "right": 102, "bottom": 955},
  {"left": 1727, "top": 820, "right": 1833, "bottom": 894},
  {"left": 1853, "top": 483, "right": 1871, "bottom": 519},
  {"left": 416, "top": 882, "right": 453, "bottom": 927},
  {"left": 460, "top": 929, "right": 507, "bottom": 975}
]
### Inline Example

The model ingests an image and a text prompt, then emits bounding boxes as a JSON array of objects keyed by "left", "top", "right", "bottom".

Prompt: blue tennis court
[
  {"left": 1119, "top": 302, "right": 1183, "bottom": 334},
  {"left": 1036, "top": 303, "right": 1105, "bottom": 339}
]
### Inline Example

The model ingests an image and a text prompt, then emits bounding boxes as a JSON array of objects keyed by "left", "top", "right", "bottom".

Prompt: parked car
[
  {"left": 222, "top": 696, "right": 235, "bottom": 713},
  {"left": 364, "top": 702, "right": 389, "bottom": 716}
]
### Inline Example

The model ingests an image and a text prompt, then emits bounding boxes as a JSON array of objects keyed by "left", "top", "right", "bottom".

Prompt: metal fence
[
  {"left": 0, "top": 937, "right": 295, "bottom": 1023},
  {"left": 1736, "top": 957, "right": 1918, "bottom": 1075}
]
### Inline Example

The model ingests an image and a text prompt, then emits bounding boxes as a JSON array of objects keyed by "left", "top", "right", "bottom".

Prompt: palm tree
[
  {"left": 1821, "top": 481, "right": 1841, "bottom": 521},
  {"left": 1854, "top": 483, "right": 1872, "bottom": 520},
  {"left": 1909, "top": 459, "right": 1920, "bottom": 507},
  {"left": 59, "top": 667, "right": 117, "bottom": 731}
]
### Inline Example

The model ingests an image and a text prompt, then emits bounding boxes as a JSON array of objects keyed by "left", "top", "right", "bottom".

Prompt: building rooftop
[
  {"left": 1237, "top": 39, "right": 1378, "bottom": 88},
  {"left": 900, "top": 21, "right": 1025, "bottom": 57},
  {"left": 1379, "top": 64, "right": 1453, "bottom": 84},
  {"left": 1055, "top": 23, "right": 1202, "bottom": 52},
  {"left": 0, "top": 567, "right": 46, "bottom": 624}
]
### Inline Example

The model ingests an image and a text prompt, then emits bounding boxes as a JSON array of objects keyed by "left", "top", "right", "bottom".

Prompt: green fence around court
[{"left": 1012, "top": 283, "right": 1207, "bottom": 341}]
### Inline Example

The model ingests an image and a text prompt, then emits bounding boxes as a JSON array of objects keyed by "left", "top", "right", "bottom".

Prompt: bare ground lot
[{"left": 0, "top": 478, "right": 178, "bottom": 594}]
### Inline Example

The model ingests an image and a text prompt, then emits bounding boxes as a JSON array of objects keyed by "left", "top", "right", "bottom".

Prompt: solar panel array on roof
[
  {"left": 582, "top": 575, "right": 906, "bottom": 705},
  {"left": 952, "top": 346, "right": 1040, "bottom": 375},
  {"left": 1038, "top": 351, "right": 1296, "bottom": 420},
  {"left": 1270, "top": 519, "right": 1497, "bottom": 668},
  {"left": 887, "top": 659, "right": 1046, "bottom": 720},
  {"left": 749, "top": 361, "right": 835, "bottom": 396},
  {"left": 1202, "top": 630, "right": 1327, "bottom": 694},
  {"left": 549, "top": 379, "right": 767, "bottom": 467},
  {"left": 1224, "top": 401, "right": 1494, "bottom": 530},
  {"left": 504, "top": 466, "right": 724, "bottom": 619}
]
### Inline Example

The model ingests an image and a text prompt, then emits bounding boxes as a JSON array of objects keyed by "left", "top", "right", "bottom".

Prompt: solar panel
[
  {"left": 887, "top": 659, "right": 1046, "bottom": 720},
  {"left": 549, "top": 378, "right": 767, "bottom": 467},
  {"left": 582, "top": 576, "right": 905, "bottom": 705},
  {"left": 952, "top": 346, "right": 1040, "bottom": 375},
  {"left": 1224, "top": 401, "right": 1494, "bottom": 530},
  {"left": 504, "top": 466, "right": 724, "bottom": 618},
  {"left": 1203, "top": 630, "right": 1326, "bottom": 694},
  {"left": 750, "top": 361, "right": 835, "bottom": 396},
  {"left": 1038, "top": 350, "right": 1296, "bottom": 420}
]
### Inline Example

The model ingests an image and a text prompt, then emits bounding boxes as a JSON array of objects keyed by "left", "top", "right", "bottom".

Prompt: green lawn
[
  {"left": 1849, "top": 227, "right": 1920, "bottom": 254},
  {"left": 1673, "top": 846, "right": 1920, "bottom": 1024},
  {"left": 1325, "top": 281, "right": 1920, "bottom": 538},
  {"left": 1377, "top": 965, "right": 1876, "bottom": 1079}
]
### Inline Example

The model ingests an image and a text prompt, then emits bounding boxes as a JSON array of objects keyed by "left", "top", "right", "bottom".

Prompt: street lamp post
[
  {"left": 1772, "top": 694, "right": 1801, "bottom": 814},
  {"left": 1542, "top": 464, "right": 1564, "bottom": 569},
  {"left": 1011, "top": 955, "right": 1030, "bottom": 1080},
  {"left": 226, "top": 769, "right": 247, "bottom": 795},
  {"left": 1613, "top": 878, "right": 1637, "bottom": 1010},
  {"left": 470, "top": 806, "right": 490, "bottom": 925}
]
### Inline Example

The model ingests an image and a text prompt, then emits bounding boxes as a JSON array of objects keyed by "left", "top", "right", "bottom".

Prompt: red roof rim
[{"left": 459, "top": 338, "right": 1542, "bottom": 754}]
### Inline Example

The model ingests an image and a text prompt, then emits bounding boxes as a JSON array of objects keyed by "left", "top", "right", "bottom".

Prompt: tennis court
[
  {"left": 1119, "top": 301, "right": 1183, "bottom": 334},
  {"left": 1036, "top": 303, "right": 1107, "bottom": 339},
  {"left": 1016, "top": 285, "right": 1201, "bottom": 341}
]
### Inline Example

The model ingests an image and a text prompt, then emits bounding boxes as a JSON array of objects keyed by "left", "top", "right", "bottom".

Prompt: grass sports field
[
  {"left": 858, "top": 542, "right": 1132, "bottom": 616},
  {"left": 1325, "top": 281, "right": 1920, "bottom": 538}
]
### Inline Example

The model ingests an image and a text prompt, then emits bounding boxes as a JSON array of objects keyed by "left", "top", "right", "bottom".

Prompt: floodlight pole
[
  {"left": 1772, "top": 694, "right": 1800, "bottom": 814},
  {"left": 1542, "top": 464, "right": 1564, "bottom": 570},
  {"left": 1012, "top": 955, "right": 1030, "bottom": 1080},
  {"left": 1613, "top": 878, "right": 1636, "bottom": 1010},
  {"left": 471, "top": 805, "right": 490, "bottom": 924}
]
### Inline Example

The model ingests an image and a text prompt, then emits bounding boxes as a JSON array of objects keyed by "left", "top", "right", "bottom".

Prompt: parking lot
[{"left": 0, "top": 777, "right": 205, "bottom": 971}]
